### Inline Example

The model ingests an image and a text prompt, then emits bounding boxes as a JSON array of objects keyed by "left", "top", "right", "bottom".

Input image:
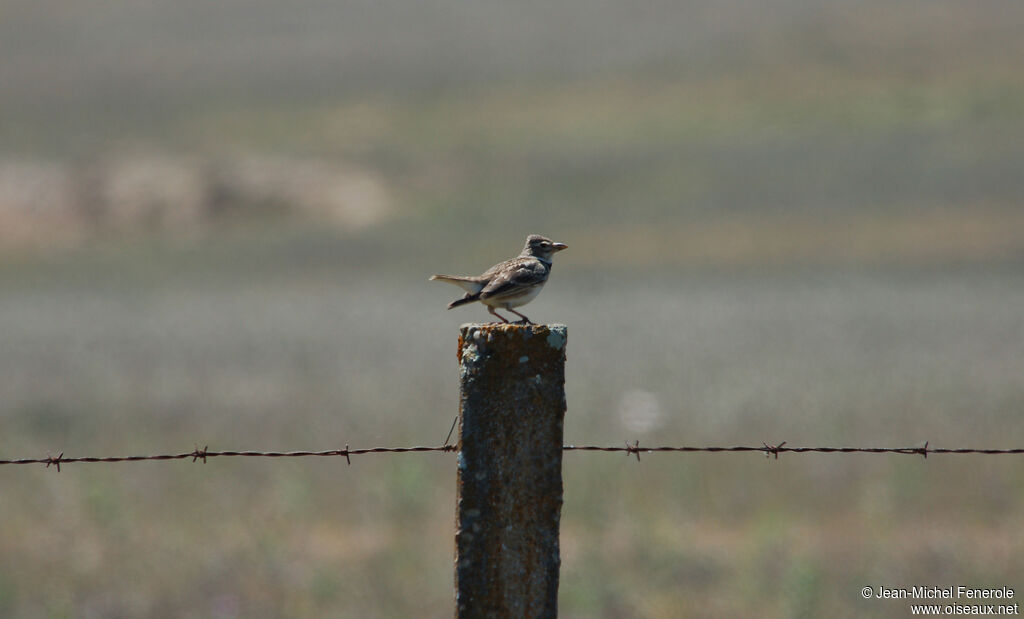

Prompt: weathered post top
[
  {"left": 457, "top": 323, "right": 567, "bottom": 370},
  {"left": 455, "top": 323, "right": 567, "bottom": 619}
]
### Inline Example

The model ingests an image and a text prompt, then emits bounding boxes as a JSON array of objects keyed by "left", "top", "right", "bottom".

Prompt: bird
[{"left": 430, "top": 234, "right": 568, "bottom": 324}]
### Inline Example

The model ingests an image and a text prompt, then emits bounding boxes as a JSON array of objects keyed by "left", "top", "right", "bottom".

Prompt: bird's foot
[{"left": 507, "top": 308, "right": 533, "bottom": 324}]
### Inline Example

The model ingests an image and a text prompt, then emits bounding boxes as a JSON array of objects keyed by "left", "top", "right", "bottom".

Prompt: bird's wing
[{"left": 479, "top": 258, "right": 548, "bottom": 300}]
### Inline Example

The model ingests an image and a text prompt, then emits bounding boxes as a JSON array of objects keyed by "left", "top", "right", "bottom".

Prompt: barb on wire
[
  {"left": 2, "top": 441, "right": 1022, "bottom": 471},
  {"left": 763, "top": 441, "right": 787, "bottom": 459},
  {"left": 46, "top": 452, "right": 63, "bottom": 472}
]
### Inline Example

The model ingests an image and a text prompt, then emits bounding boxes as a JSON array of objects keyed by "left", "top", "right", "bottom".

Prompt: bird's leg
[
  {"left": 487, "top": 306, "right": 510, "bottom": 324},
  {"left": 507, "top": 308, "right": 533, "bottom": 324}
]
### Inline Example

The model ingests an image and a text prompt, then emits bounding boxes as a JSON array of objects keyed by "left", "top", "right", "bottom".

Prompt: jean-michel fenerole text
[{"left": 873, "top": 586, "right": 1014, "bottom": 600}]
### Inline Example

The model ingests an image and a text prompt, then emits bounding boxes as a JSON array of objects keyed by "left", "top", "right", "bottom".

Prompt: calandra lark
[{"left": 430, "top": 234, "right": 568, "bottom": 324}]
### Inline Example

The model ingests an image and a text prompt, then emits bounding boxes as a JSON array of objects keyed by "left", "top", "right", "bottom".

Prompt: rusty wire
[
  {"left": 0, "top": 445, "right": 456, "bottom": 472},
  {"left": 563, "top": 440, "right": 1024, "bottom": 460},
  {"left": 1, "top": 440, "right": 1022, "bottom": 471}
]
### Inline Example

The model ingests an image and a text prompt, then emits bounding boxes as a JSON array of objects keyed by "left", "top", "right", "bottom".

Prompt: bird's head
[{"left": 523, "top": 234, "right": 568, "bottom": 261}]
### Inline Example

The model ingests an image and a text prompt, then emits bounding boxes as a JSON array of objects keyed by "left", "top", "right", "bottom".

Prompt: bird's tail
[
  {"left": 429, "top": 274, "right": 485, "bottom": 294},
  {"left": 446, "top": 294, "right": 479, "bottom": 310}
]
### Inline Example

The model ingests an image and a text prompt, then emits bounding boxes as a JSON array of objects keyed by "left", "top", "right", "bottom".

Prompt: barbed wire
[
  {"left": 0, "top": 445, "right": 456, "bottom": 472},
  {"left": 2, "top": 440, "right": 1022, "bottom": 471},
  {"left": 566, "top": 440, "right": 1024, "bottom": 460}
]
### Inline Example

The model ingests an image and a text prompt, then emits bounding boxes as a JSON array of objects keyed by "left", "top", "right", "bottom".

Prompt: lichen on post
[{"left": 454, "top": 323, "right": 567, "bottom": 619}]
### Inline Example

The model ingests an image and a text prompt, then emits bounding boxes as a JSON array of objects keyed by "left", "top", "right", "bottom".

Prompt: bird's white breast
[{"left": 482, "top": 283, "right": 544, "bottom": 308}]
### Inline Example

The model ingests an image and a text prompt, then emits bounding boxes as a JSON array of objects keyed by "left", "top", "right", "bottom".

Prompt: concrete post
[{"left": 454, "top": 323, "right": 567, "bottom": 619}]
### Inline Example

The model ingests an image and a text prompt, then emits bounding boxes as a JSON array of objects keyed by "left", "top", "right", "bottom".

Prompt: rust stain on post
[{"left": 455, "top": 323, "right": 567, "bottom": 619}]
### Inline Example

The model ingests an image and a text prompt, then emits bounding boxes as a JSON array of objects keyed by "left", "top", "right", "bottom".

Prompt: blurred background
[{"left": 1, "top": 0, "right": 1023, "bottom": 616}]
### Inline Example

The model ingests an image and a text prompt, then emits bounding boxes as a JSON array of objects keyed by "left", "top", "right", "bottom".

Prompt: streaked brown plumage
[{"left": 429, "top": 234, "right": 568, "bottom": 323}]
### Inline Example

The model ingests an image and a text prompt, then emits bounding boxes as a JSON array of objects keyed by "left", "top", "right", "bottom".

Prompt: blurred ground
[{"left": 1, "top": 1, "right": 1022, "bottom": 617}]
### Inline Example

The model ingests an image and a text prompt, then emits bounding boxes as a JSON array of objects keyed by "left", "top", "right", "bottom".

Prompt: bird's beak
[{"left": 552, "top": 242, "right": 568, "bottom": 252}]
